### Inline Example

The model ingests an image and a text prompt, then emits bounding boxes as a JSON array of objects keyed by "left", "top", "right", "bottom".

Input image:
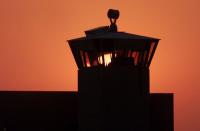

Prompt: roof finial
[{"left": 107, "top": 9, "right": 120, "bottom": 32}]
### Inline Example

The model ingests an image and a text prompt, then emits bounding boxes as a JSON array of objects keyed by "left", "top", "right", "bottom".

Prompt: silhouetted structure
[
  {"left": 69, "top": 9, "right": 174, "bottom": 131},
  {"left": 0, "top": 9, "right": 173, "bottom": 131},
  {"left": 0, "top": 91, "right": 77, "bottom": 131},
  {"left": 0, "top": 91, "right": 172, "bottom": 131}
]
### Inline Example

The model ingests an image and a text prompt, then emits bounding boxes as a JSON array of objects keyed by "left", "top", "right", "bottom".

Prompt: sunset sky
[{"left": 0, "top": 0, "right": 200, "bottom": 130}]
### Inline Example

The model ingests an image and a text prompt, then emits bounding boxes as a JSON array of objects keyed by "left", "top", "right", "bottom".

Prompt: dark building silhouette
[
  {"left": 0, "top": 9, "right": 173, "bottom": 131},
  {"left": 68, "top": 9, "right": 174, "bottom": 131},
  {"left": 0, "top": 91, "right": 78, "bottom": 131},
  {"left": 0, "top": 92, "right": 172, "bottom": 131}
]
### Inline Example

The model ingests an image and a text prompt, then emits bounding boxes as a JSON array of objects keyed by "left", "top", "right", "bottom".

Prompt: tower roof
[
  {"left": 68, "top": 26, "right": 159, "bottom": 42},
  {"left": 68, "top": 26, "right": 159, "bottom": 51}
]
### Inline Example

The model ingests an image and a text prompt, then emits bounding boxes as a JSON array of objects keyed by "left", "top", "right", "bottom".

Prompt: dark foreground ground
[{"left": 0, "top": 91, "right": 173, "bottom": 131}]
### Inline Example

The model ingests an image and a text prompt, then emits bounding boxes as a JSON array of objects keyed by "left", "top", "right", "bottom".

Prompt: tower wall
[{"left": 78, "top": 68, "right": 150, "bottom": 131}]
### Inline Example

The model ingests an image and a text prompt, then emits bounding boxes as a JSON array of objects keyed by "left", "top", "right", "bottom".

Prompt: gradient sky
[{"left": 0, "top": 0, "right": 200, "bottom": 131}]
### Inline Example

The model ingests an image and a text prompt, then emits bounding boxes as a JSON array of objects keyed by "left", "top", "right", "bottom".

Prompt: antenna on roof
[{"left": 107, "top": 9, "right": 120, "bottom": 32}]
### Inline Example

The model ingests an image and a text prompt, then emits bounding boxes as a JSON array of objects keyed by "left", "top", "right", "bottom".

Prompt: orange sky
[{"left": 0, "top": 0, "right": 200, "bottom": 130}]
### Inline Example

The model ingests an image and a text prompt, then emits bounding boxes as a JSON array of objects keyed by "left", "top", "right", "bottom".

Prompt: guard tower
[{"left": 68, "top": 9, "right": 173, "bottom": 131}]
